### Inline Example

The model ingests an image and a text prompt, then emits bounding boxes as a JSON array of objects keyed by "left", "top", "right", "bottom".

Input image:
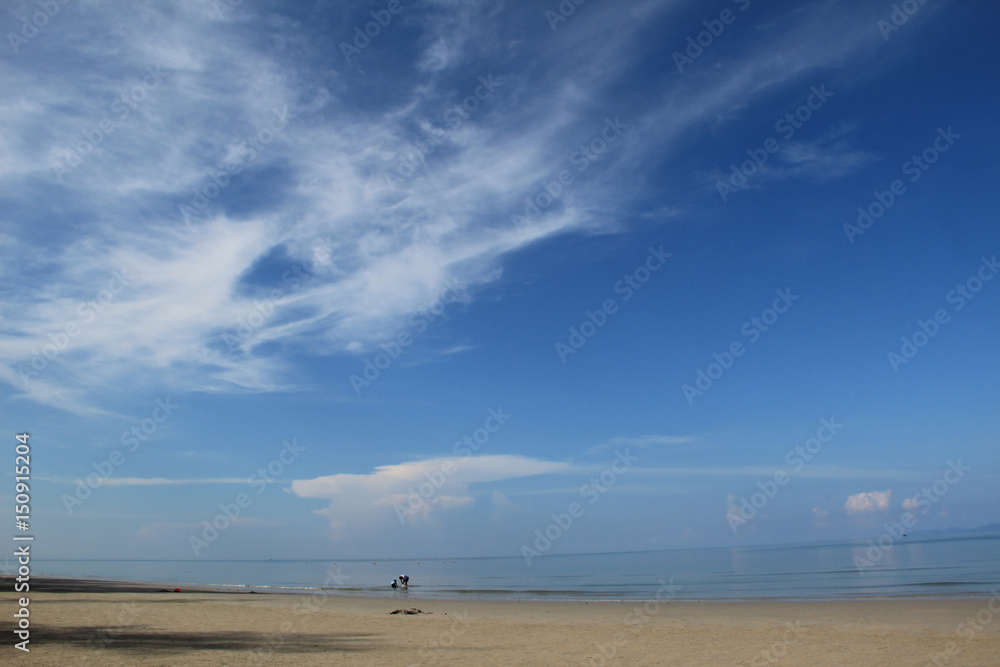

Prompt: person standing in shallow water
[{"left": 399, "top": 574, "right": 409, "bottom": 588}]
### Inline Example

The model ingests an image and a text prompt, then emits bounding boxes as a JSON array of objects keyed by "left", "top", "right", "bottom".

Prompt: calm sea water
[{"left": 33, "top": 534, "right": 1000, "bottom": 601}]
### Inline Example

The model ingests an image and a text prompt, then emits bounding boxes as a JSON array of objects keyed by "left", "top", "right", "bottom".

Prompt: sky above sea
[{"left": 0, "top": 0, "right": 998, "bottom": 561}]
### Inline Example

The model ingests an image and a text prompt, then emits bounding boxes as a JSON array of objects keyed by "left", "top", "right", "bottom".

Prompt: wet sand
[{"left": 2, "top": 576, "right": 999, "bottom": 665}]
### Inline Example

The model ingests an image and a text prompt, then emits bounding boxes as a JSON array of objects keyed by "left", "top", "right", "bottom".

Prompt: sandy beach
[{"left": 3, "top": 577, "right": 999, "bottom": 665}]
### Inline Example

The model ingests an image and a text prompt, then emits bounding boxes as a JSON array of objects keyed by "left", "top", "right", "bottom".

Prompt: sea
[{"left": 31, "top": 533, "right": 1000, "bottom": 601}]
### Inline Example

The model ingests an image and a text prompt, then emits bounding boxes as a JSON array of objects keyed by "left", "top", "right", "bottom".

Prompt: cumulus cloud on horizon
[
  {"left": 844, "top": 489, "right": 892, "bottom": 515},
  {"left": 291, "top": 454, "right": 578, "bottom": 533}
]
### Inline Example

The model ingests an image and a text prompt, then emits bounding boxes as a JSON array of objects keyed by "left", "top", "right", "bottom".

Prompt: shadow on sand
[{"left": 3, "top": 624, "right": 378, "bottom": 655}]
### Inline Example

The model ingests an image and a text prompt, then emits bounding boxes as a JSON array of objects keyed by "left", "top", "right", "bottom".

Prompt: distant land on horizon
[{"left": 904, "top": 522, "right": 1000, "bottom": 538}]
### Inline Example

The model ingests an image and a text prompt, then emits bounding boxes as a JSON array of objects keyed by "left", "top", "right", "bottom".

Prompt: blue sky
[{"left": 1, "top": 0, "right": 998, "bottom": 561}]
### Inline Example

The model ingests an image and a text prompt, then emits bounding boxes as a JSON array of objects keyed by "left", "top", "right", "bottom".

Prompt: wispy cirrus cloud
[
  {"left": 41, "top": 476, "right": 249, "bottom": 486},
  {"left": 0, "top": 0, "right": 892, "bottom": 414},
  {"left": 585, "top": 434, "right": 695, "bottom": 455}
]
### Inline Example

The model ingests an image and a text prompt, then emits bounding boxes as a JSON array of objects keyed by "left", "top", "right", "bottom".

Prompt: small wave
[{"left": 913, "top": 581, "right": 984, "bottom": 587}]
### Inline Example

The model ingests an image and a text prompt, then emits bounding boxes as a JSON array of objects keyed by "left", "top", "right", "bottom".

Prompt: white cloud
[
  {"left": 293, "top": 454, "right": 574, "bottom": 499},
  {"left": 902, "top": 497, "right": 919, "bottom": 511},
  {"left": 41, "top": 476, "right": 247, "bottom": 486},
  {"left": 0, "top": 0, "right": 889, "bottom": 412},
  {"left": 844, "top": 489, "right": 892, "bottom": 515},
  {"left": 291, "top": 454, "right": 576, "bottom": 533},
  {"left": 634, "top": 465, "right": 917, "bottom": 479},
  {"left": 746, "top": 139, "right": 877, "bottom": 186},
  {"left": 586, "top": 434, "right": 694, "bottom": 455}
]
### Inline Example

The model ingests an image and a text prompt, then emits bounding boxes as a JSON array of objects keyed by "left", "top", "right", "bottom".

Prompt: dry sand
[{"left": 3, "top": 577, "right": 999, "bottom": 666}]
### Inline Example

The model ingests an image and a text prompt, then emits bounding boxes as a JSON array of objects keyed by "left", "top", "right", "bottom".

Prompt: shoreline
[
  {"left": 3, "top": 577, "right": 998, "bottom": 665},
  {"left": 6, "top": 574, "right": 998, "bottom": 603}
]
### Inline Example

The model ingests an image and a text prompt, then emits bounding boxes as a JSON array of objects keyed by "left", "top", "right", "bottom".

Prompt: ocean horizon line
[{"left": 34, "top": 529, "right": 1000, "bottom": 564}]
